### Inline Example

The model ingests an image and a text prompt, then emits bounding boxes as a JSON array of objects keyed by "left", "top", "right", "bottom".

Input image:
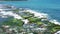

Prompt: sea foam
[{"left": 25, "top": 9, "right": 60, "bottom": 25}]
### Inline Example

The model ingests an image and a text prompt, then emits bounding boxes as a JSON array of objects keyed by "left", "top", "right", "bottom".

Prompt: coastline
[
  {"left": 26, "top": 9, "right": 48, "bottom": 18},
  {"left": 0, "top": 5, "right": 60, "bottom": 34},
  {"left": 0, "top": 10, "right": 23, "bottom": 19},
  {"left": 24, "top": 9, "right": 60, "bottom": 25},
  {"left": 0, "top": 6, "right": 60, "bottom": 25}
]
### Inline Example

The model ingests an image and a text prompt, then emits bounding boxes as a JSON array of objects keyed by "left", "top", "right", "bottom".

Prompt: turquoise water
[{"left": 0, "top": 0, "right": 60, "bottom": 22}]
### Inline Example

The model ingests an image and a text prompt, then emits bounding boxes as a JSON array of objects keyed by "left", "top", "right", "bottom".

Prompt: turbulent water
[{"left": 0, "top": 0, "right": 60, "bottom": 22}]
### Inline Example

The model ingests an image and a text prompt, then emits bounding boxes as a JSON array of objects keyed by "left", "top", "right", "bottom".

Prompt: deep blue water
[{"left": 0, "top": 0, "right": 60, "bottom": 22}]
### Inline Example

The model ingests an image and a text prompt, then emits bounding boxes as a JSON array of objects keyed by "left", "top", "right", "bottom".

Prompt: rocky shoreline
[{"left": 0, "top": 4, "right": 60, "bottom": 34}]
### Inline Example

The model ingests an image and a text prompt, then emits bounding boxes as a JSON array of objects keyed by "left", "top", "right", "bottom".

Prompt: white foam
[
  {"left": 0, "top": 11, "right": 23, "bottom": 19},
  {"left": 25, "top": 9, "right": 60, "bottom": 25},
  {"left": 0, "top": 8, "right": 60, "bottom": 25},
  {"left": 49, "top": 19, "right": 60, "bottom": 25},
  {"left": 26, "top": 9, "right": 48, "bottom": 18}
]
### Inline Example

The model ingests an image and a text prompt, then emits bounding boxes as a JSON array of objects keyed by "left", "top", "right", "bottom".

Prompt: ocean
[{"left": 0, "top": 0, "right": 60, "bottom": 22}]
